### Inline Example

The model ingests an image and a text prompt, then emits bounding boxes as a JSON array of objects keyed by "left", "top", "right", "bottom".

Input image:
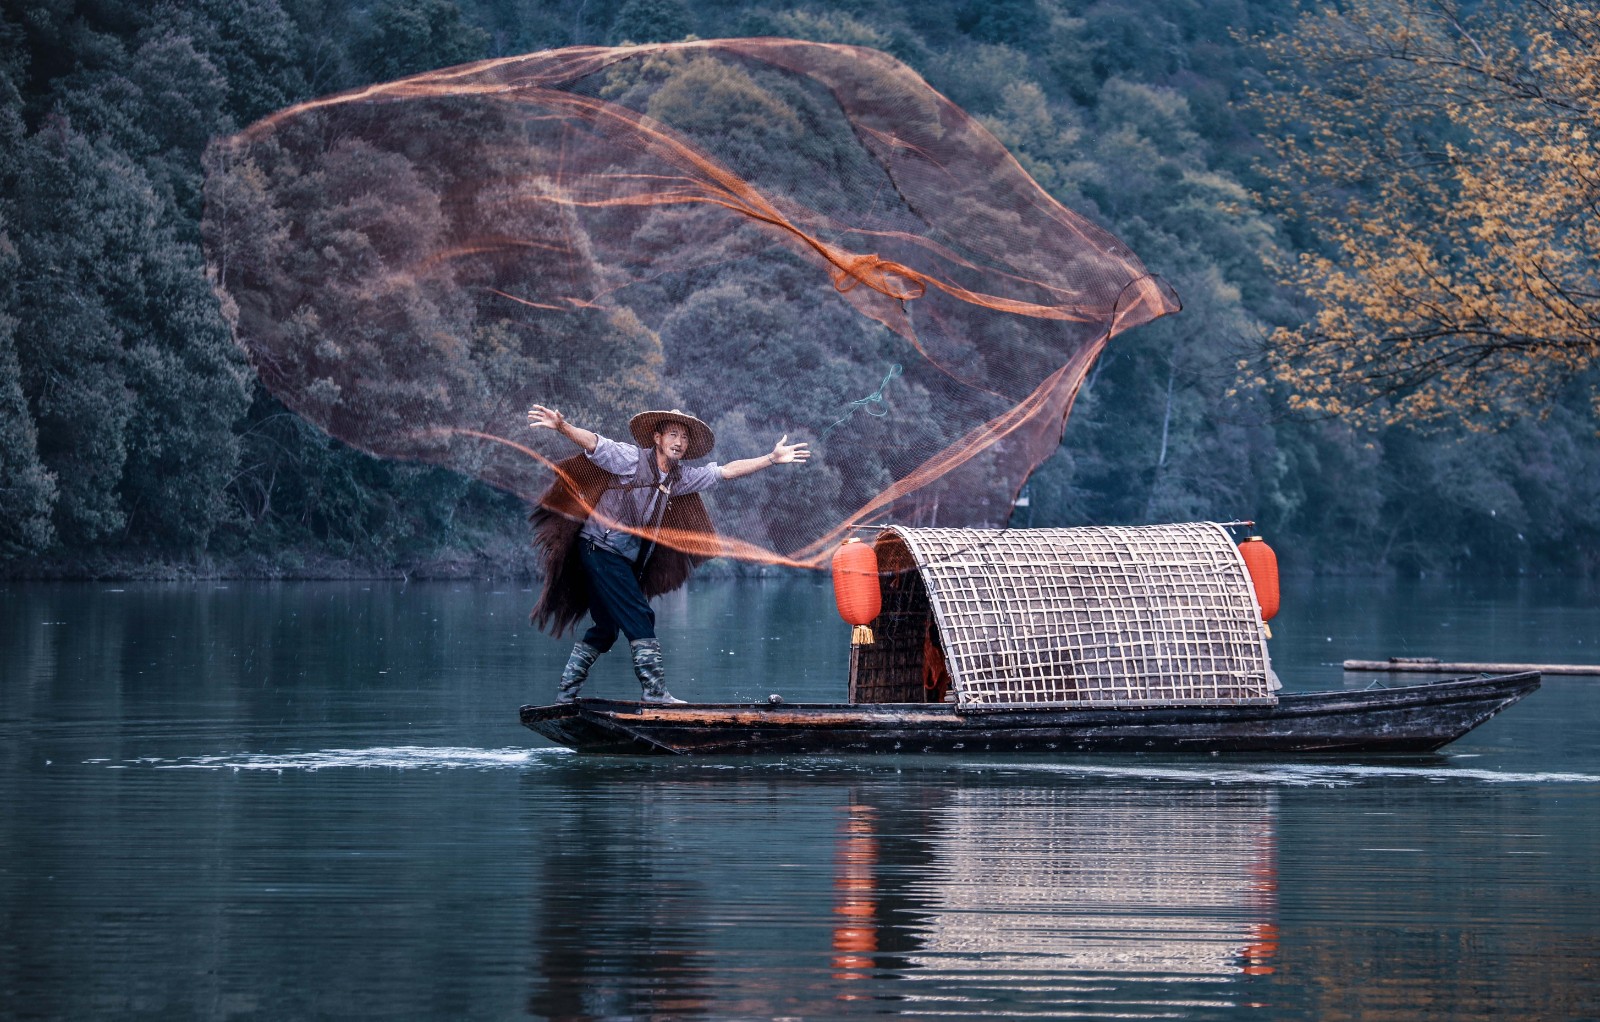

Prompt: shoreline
[
  {"left": 0, "top": 550, "right": 827, "bottom": 583},
  {"left": 1, "top": 555, "right": 1583, "bottom": 583}
]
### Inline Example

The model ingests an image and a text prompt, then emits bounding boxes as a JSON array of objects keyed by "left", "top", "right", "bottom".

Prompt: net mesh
[
  {"left": 861, "top": 524, "right": 1275, "bottom": 708},
  {"left": 202, "top": 39, "right": 1179, "bottom": 566}
]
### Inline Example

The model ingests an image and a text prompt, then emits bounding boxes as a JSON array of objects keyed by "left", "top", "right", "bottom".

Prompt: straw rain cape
[{"left": 528, "top": 454, "right": 715, "bottom": 637}]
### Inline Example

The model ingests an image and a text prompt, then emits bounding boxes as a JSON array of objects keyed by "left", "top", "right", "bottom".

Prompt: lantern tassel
[{"left": 851, "top": 624, "right": 875, "bottom": 645}]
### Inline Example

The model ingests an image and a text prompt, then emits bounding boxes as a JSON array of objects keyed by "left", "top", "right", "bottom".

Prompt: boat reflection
[
  {"left": 891, "top": 786, "right": 1276, "bottom": 975},
  {"left": 522, "top": 770, "right": 1278, "bottom": 1019},
  {"left": 830, "top": 783, "right": 1279, "bottom": 1016}
]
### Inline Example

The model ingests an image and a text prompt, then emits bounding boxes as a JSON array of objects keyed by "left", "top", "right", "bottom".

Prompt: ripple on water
[
  {"left": 966, "top": 760, "right": 1600, "bottom": 786},
  {"left": 88, "top": 746, "right": 573, "bottom": 772},
  {"left": 81, "top": 748, "right": 1600, "bottom": 784}
]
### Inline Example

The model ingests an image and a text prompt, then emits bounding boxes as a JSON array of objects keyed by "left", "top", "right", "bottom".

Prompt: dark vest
[{"left": 528, "top": 452, "right": 716, "bottom": 637}]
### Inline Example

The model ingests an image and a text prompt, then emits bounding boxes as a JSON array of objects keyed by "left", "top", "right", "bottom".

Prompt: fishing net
[{"left": 202, "top": 38, "right": 1179, "bottom": 567}]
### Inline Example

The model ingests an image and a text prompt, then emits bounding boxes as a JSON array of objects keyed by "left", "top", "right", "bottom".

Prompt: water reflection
[
  {"left": 521, "top": 769, "right": 718, "bottom": 1021},
  {"left": 519, "top": 768, "right": 1280, "bottom": 1019},
  {"left": 6, "top": 580, "right": 1600, "bottom": 1020},
  {"left": 895, "top": 787, "right": 1278, "bottom": 980},
  {"left": 832, "top": 803, "right": 881, "bottom": 986}
]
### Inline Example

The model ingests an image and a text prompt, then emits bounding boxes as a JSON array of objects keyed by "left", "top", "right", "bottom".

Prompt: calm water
[{"left": 3, "top": 574, "right": 1599, "bottom": 1020}]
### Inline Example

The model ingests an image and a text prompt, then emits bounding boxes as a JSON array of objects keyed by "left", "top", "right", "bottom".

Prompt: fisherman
[{"left": 526, "top": 405, "right": 810, "bottom": 703}]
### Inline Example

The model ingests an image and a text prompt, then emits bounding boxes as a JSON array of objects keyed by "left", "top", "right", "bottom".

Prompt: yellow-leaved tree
[{"left": 1254, "top": 0, "right": 1600, "bottom": 427}]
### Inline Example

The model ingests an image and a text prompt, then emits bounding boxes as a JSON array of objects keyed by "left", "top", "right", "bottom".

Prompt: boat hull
[{"left": 519, "top": 672, "right": 1540, "bottom": 756}]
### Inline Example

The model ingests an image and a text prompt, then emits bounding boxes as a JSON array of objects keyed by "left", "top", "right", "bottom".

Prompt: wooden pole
[{"left": 1343, "top": 657, "right": 1600, "bottom": 676}]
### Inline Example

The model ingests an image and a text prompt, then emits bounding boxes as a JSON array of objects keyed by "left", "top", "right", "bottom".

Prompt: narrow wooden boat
[
  {"left": 520, "top": 672, "right": 1540, "bottom": 755},
  {"left": 520, "top": 524, "right": 1542, "bottom": 756}
]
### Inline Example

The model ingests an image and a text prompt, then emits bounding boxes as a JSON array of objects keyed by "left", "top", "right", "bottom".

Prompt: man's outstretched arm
[
  {"left": 528, "top": 404, "right": 598, "bottom": 453},
  {"left": 720, "top": 435, "right": 810, "bottom": 480}
]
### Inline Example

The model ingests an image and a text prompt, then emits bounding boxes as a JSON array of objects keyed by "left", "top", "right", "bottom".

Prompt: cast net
[{"left": 202, "top": 38, "right": 1179, "bottom": 567}]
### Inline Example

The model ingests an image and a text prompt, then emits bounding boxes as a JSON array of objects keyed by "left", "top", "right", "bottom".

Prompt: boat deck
[{"left": 520, "top": 672, "right": 1541, "bottom": 756}]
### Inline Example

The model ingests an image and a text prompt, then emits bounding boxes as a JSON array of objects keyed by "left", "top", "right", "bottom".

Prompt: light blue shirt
[{"left": 578, "top": 434, "right": 722, "bottom": 561}]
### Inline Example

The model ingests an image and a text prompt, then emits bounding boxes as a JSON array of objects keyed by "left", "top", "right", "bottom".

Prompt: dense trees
[
  {"left": 357, "top": 0, "right": 488, "bottom": 82},
  {"left": 0, "top": 0, "right": 518, "bottom": 570},
  {"left": 0, "top": 211, "right": 56, "bottom": 557},
  {"left": 3, "top": 1, "right": 251, "bottom": 556},
  {"left": 2, "top": 0, "right": 1597, "bottom": 575}
]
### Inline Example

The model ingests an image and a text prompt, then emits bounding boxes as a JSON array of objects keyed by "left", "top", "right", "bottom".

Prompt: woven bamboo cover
[{"left": 882, "top": 523, "right": 1276, "bottom": 709}]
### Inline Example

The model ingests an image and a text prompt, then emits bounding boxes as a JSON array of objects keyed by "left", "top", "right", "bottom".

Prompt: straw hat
[{"left": 629, "top": 409, "right": 715, "bottom": 460}]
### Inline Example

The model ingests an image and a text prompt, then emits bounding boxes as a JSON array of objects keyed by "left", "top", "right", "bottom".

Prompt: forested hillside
[{"left": 3, "top": 0, "right": 1597, "bottom": 577}]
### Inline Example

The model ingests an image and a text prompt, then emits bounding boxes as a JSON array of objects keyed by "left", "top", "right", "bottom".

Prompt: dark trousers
[{"left": 578, "top": 539, "right": 656, "bottom": 652}]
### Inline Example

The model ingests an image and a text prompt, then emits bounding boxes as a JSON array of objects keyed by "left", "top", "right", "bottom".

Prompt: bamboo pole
[{"left": 1343, "top": 658, "right": 1600, "bottom": 676}]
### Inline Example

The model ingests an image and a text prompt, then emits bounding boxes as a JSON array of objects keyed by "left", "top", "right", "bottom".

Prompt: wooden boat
[
  {"left": 522, "top": 672, "right": 1539, "bottom": 755},
  {"left": 521, "top": 524, "right": 1541, "bottom": 756}
]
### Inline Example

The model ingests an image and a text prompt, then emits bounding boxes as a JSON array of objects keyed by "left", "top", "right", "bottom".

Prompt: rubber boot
[
  {"left": 557, "top": 641, "right": 601, "bottom": 703},
  {"left": 631, "top": 638, "right": 685, "bottom": 704}
]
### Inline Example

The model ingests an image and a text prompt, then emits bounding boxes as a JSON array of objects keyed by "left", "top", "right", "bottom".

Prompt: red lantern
[
  {"left": 1239, "top": 535, "right": 1280, "bottom": 623},
  {"left": 832, "top": 539, "right": 881, "bottom": 645}
]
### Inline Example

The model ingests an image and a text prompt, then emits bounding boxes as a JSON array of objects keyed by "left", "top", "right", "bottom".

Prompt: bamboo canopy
[{"left": 868, "top": 524, "right": 1278, "bottom": 710}]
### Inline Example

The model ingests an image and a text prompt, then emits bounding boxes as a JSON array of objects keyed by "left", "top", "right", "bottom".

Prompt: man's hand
[
  {"left": 770, "top": 435, "right": 810, "bottom": 465},
  {"left": 528, "top": 404, "right": 564, "bottom": 432},
  {"left": 527, "top": 404, "right": 598, "bottom": 453},
  {"left": 721, "top": 435, "right": 811, "bottom": 479}
]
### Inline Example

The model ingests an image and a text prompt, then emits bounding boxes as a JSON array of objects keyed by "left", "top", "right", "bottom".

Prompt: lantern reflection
[{"left": 833, "top": 803, "right": 880, "bottom": 987}]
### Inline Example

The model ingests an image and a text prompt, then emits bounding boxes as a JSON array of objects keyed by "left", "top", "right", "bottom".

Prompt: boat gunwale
[{"left": 520, "top": 671, "right": 1540, "bottom": 725}]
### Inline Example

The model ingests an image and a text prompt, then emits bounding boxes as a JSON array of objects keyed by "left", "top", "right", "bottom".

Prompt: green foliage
[
  {"left": 157, "top": 0, "right": 309, "bottom": 125},
  {"left": 0, "top": 217, "right": 56, "bottom": 556},
  {"left": 957, "top": 0, "right": 1042, "bottom": 48},
  {"left": 116, "top": 229, "right": 250, "bottom": 548},
  {"left": 10, "top": 119, "right": 142, "bottom": 545},
  {"left": 609, "top": 0, "right": 694, "bottom": 44},
  {"left": 3, "top": 0, "right": 1597, "bottom": 576},
  {"left": 0, "top": 6, "right": 24, "bottom": 177},
  {"left": 220, "top": 387, "right": 512, "bottom": 565},
  {"left": 735, "top": 9, "right": 890, "bottom": 48},
  {"left": 51, "top": 28, "right": 228, "bottom": 220},
  {"left": 8, "top": 115, "right": 248, "bottom": 550},
  {"left": 356, "top": 0, "right": 489, "bottom": 82}
]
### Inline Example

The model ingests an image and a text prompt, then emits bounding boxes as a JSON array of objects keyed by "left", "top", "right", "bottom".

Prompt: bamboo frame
[{"left": 854, "top": 524, "right": 1277, "bottom": 709}]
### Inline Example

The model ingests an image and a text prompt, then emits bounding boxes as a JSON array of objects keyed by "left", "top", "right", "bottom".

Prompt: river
[{"left": 2, "top": 574, "right": 1598, "bottom": 1019}]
